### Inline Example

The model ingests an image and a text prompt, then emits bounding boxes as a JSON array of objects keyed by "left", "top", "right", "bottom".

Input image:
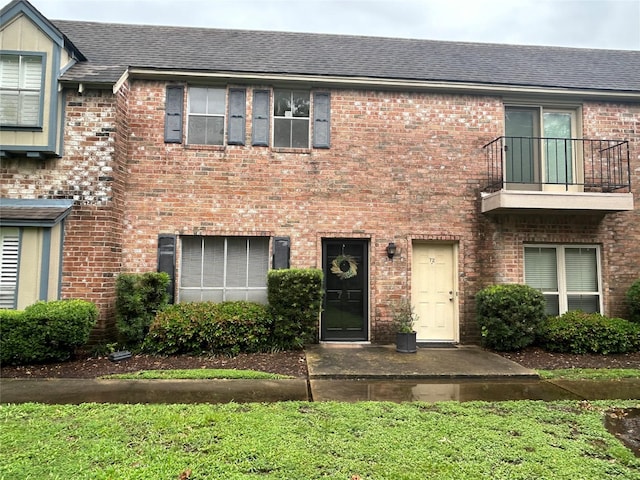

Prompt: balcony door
[{"left": 505, "top": 107, "right": 579, "bottom": 191}]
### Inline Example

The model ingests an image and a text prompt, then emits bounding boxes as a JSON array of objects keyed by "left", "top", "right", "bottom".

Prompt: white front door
[{"left": 411, "top": 242, "right": 457, "bottom": 342}]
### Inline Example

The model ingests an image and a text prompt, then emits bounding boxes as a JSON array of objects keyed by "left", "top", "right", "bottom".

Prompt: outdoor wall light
[{"left": 386, "top": 242, "right": 397, "bottom": 259}]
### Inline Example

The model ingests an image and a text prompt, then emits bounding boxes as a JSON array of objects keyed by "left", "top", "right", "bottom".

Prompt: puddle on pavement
[
  {"left": 605, "top": 408, "right": 640, "bottom": 457},
  {"left": 309, "top": 379, "right": 581, "bottom": 403}
]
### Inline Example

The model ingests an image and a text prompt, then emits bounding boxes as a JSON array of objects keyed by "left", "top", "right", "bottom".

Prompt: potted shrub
[{"left": 393, "top": 300, "right": 418, "bottom": 353}]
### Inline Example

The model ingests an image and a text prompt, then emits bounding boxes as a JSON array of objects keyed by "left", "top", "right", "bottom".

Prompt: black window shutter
[
  {"left": 272, "top": 236, "right": 290, "bottom": 269},
  {"left": 228, "top": 88, "right": 246, "bottom": 145},
  {"left": 252, "top": 89, "right": 270, "bottom": 146},
  {"left": 157, "top": 234, "right": 176, "bottom": 303},
  {"left": 164, "top": 86, "right": 184, "bottom": 143},
  {"left": 313, "top": 92, "right": 330, "bottom": 148}
]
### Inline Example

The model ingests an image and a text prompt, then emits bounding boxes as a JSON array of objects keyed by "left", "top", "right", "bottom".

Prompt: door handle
[{"left": 449, "top": 291, "right": 454, "bottom": 302}]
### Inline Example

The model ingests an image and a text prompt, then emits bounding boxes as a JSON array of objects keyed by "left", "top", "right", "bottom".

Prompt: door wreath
[{"left": 331, "top": 254, "right": 358, "bottom": 280}]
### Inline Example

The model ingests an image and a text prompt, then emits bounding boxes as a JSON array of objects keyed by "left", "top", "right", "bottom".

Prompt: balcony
[{"left": 481, "top": 137, "right": 634, "bottom": 214}]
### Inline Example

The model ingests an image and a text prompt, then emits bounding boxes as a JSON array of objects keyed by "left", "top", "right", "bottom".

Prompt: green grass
[
  {"left": 100, "top": 369, "right": 292, "bottom": 380},
  {"left": 1, "top": 400, "right": 638, "bottom": 479},
  {"left": 539, "top": 368, "right": 640, "bottom": 380}
]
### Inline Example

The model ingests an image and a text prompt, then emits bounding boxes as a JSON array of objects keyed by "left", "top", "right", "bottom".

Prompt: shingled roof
[{"left": 51, "top": 19, "right": 639, "bottom": 93}]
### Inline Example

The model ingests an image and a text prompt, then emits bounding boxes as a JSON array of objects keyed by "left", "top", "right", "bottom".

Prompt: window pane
[
  {"left": 543, "top": 294, "right": 560, "bottom": 316},
  {"left": 247, "top": 289, "right": 268, "bottom": 303},
  {"left": 524, "top": 247, "right": 558, "bottom": 291},
  {"left": 189, "top": 87, "right": 207, "bottom": 114},
  {"left": 274, "top": 118, "right": 291, "bottom": 147},
  {"left": 226, "top": 238, "right": 247, "bottom": 288},
  {"left": 248, "top": 238, "right": 269, "bottom": 287},
  {"left": 0, "top": 55, "right": 19, "bottom": 89},
  {"left": 180, "top": 237, "right": 202, "bottom": 287},
  {"left": 291, "top": 119, "right": 309, "bottom": 148},
  {"left": 207, "top": 89, "right": 226, "bottom": 114},
  {"left": 274, "top": 90, "right": 291, "bottom": 117},
  {"left": 568, "top": 294, "right": 599, "bottom": 313},
  {"left": 205, "top": 117, "right": 224, "bottom": 145},
  {"left": 201, "top": 289, "right": 223, "bottom": 302},
  {"left": 188, "top": 116, "right": 207, "bottom": 144},
  {"left": 292, "top": 91, "right": 310, "bottom": 117},
  {"left": 565, "top": 247, "right": 597, "bottom": 291},
  {"left": 19, "top": 92, "right": 40, "bottom": 125},
  {"left": 202, "top": 237, "right": 224, "bottom": 287},
  {"left": 21, "top": 57, "right": 42, "bottom": 89},
  {"left": 179, "top": 289, "right": 202, "bottom": 302},
  {"left": 0, "top": 92, "right": 18, "bottom": 124}
]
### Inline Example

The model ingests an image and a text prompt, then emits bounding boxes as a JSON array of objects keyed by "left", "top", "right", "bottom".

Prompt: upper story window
[
  {"left": 273, "top": 89, "right": 310, "bottom": 148},
  {"left": 0, "top": 53, "right": 43, "bottom": 127},
  {"left": 187, "top": 86, "right": 226, "bottom": 145}
]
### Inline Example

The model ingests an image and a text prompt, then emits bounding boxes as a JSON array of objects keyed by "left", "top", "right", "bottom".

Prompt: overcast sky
[{"left": 30, "top": 0, "right": 640, "bottom": 50}]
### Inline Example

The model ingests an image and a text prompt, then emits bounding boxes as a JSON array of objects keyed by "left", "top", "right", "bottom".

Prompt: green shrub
[
  {"left": 267, "top": 268, "right": 323, "bottom": 349},
  {"left": 0, "top": 300, "right": 98, "bottom": 365},
  {"left": 476, "top": 284, "right": 546, "bottom": 351},
  {"left": 143, "top": 301, "right": 272, "bottom": 355},
  {"left": 626, "top": 279, "right": 640, "bottom": 323},
  {"left": 115, "top": 272, "right": 170, "bottom": 348},
  {"left": 538, "top": 310, "right": 640, "bottom": 354}
]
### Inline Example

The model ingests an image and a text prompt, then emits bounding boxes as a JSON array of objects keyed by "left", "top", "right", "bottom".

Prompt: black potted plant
[{"left": 393, "top": 299, "right": 418, "bottom": 353}]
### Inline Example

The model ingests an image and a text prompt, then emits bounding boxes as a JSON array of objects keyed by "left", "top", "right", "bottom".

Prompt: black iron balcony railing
[{"left": 482, "top": 137, "right": 631, "bottom": 193}]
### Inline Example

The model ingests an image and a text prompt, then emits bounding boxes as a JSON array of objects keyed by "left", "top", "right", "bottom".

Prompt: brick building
[{"left": 1, "top": 0, "right": 638, "bottom": 344}]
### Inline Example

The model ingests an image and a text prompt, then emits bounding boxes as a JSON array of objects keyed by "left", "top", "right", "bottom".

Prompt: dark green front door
[{"left": 321, "top": 239, "right": 368, "bottom": 341}]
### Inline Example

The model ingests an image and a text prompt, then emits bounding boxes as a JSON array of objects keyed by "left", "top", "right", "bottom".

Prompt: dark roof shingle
[{"left": 52, "top": 20, "right": 640, "bottom": 93}]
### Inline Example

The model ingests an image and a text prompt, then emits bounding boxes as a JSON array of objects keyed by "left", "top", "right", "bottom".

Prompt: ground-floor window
[
  {"left": 179, "top": 236, "right": 269, "bottom": 303},
  {"left": 524, "top": 244, "right": 601, "bottom": 315},
  {"left": 0, "top": 228, "right": 20, "bottom": 309}
]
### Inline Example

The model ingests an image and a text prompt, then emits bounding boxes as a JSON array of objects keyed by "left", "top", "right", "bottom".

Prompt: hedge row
[
  {"left": 0, "top": 300, "right": 97, "bottom": 365},
  {"left": 477, "top": 283, "right": 640, "bottom": 354}
]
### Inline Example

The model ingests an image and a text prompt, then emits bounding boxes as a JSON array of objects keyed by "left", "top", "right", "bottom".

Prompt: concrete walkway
[
  {"left": 2, "top": 344, "right": 639, "bottom": 404},
  {"left": 305, "top": 344, "right": 538, "bottom": 379}
]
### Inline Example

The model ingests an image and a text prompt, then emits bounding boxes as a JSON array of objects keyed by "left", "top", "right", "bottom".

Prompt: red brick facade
[{"left": 2, "top": 78, "right": 638, "bottom": 343}]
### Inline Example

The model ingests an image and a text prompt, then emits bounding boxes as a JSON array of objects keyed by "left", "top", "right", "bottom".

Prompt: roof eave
[{"left": 124, "top": 67, "right": 640, "bottom": 101}]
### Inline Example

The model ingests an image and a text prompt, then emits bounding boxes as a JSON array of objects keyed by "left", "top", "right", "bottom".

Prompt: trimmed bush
[
  {"left": 626, "top": 279, "right": 640, "bottom": 324},
  {"left": 115, "top": 272, "right": 170, "bottom": 348},
  {"left": 538, "top": 310, "right": 640, "bottom": 354},
  {"left": 143, "top": 301, "right": 272, "bottom": 355},
  {"left": 476, "top": 284, "right": 546, "bottom": 351},
  {"left": 267, "top": 268, "right": 323, "bottom": 349},
  {"left": 0, "top": 300, "right": 98, "bottom": 365}
]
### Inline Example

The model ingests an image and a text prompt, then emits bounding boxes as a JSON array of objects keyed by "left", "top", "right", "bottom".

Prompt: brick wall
[{"left": 3, "top": 79, "right": 637, "bottom": 343}]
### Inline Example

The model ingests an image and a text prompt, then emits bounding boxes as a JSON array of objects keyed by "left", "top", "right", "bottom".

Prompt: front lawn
[
  {"left": 539, "top": 368, "right": 640, "bottom": 380},
  {"left": 101, "top": 369, "right": 291, "bottom": 380},
  {"left": 1, "top": 400, "right": 638, "bottom": 479}
]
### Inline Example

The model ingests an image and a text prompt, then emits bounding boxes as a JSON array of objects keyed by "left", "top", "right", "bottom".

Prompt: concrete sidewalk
[{"left": 305, "top": 344, "right": 538, "bottom": 379}]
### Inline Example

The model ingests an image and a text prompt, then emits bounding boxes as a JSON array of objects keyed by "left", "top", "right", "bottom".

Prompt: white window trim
[
  {"left": 524, "top": 244, "right": 603, "bottom": 315},
  {"left": 186, "top": 86, "right": 226, "bottom": 145}
]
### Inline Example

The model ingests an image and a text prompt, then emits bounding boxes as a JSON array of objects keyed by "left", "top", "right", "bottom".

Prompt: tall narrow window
[
  {"left": 0, "top": 228, "right": 20, "bottom": 309},
  {"left": 273, "top": 90, "right": 310, "bottom": 148},
  {"left": 187, "top": 87, "right": 225, "bottom": 145},
  {"left": 179, "top": 236, "right": 269, "bottom": 303},
  {"left": 524, "top": 245, "right": 601, "bottom": 315},
  {"left": 0, "top": 54, "right": 43, "bottom": 127}
]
